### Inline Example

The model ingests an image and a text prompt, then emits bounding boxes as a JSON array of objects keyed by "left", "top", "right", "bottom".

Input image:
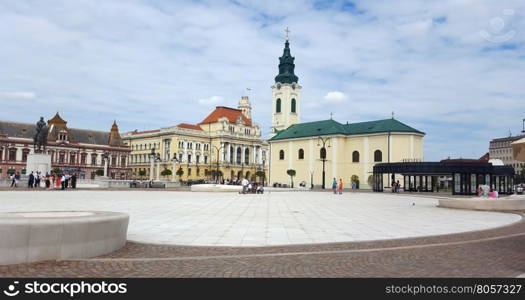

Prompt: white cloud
[
  {"left": 324, "top": 91, "right": 348, "bottom": 103},
  {"left": 0, "top": 0, "right": 523, "bottom": 160},
  {"left": 0, "top": 92, "right": 35, "bottom": 100},
  {"left": 198, "top": 96, "right": 224, "bottom": 106}
]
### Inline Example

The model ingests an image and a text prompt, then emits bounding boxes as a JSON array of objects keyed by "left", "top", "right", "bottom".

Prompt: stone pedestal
[{"left": 26, "top": 153, "right": 52, "bottom": 175}]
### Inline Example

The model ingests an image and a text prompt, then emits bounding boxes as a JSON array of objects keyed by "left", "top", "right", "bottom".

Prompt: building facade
[
  {"left": 268, "top": 39, "right": 425, "bottom": 189},
  {"left": 122, "top": 97, "right": 269, "bottom": 182},
  {"left": 489, "top": 134, "right": 525, "bottom": 174},
  {"left": 0, "top": 113, "right": 131, "bottom": 179}
]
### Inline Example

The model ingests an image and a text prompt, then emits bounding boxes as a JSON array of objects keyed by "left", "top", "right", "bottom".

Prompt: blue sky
[{"left": 0, "top": 0, "right": 524, "bottom": 160}]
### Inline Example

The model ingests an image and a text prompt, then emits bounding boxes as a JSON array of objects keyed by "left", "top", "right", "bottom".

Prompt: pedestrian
[
  {"left": 35, "top": 171, "right": 41, "bottom": 188},
  {"left": 10, "top": 173, "right": 16, "bottom": 188},
  {"left": 14, "top": 172, "right": 20, "bottom": 187},
  {"left": 332, "top": 178, "right": 337, "bottom": 194},
  {"left": 45, "top": 174, "right": 51, "bottom": 189},
  {"left": 351, "top": 180, "right": 357, "bottom": 192},
  {"left": 338, "top": 179, "right": 343, "bottom": 194},
  {"left": 396, "top": 180, "right": 400, "bottom": 193},
  {"left": 72, "top": 173, "right": 77, "bottom": 189},
  {"left": 28, "top": 171, "right": 35, "bottom": 188},
  {"left": 61, "top": 174, "right": 66, "bottom": 190}
]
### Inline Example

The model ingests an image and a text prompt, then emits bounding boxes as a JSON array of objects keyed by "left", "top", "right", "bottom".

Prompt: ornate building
[
  {"left": 122, "top": 97, "right": 268, "bottom": 182},
  {"left": 268, "top": 38, "right": 425, "bottom": 189},
  {"left": 0, "top": 113, "right": 131, "bottom": 179}
]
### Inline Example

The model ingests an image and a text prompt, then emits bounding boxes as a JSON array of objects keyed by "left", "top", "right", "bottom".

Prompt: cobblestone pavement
[{"left": 1, "top": 212, "right": 524, "bottom": 278}]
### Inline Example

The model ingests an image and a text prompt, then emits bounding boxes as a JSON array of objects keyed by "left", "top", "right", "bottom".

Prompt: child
[
  {"left": 332, "top": 178, "right": 337, "bottom": 194},
  {"left": 338, "top": 179, "right": 343, "bottom": 194}
]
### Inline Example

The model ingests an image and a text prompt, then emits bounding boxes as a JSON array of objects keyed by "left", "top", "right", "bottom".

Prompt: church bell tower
[{"left": 271, "top": 29, "right": 301, "bottom": 137}]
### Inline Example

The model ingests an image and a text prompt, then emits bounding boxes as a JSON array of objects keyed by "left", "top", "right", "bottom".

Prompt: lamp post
[
  {"left": 148, "top": 148, "right": 156, "bottom": 181},
  {"left": 155, "top": 153, "right": 161, "bottom": 181},
  {"left": 102, "top": 152, "right": 109, "bottom": 178},
  {"left": 171, "top": 156, "right": 179, "bottom": 182},
  {"left": 317, "top": 136, "right": 331, "bottom": 189},
  {"left": 211, "top": 144, "right": 225, "bottom": 182}
]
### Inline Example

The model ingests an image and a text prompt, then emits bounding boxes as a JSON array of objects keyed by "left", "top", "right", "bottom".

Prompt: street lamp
[
  {"left": 148, "top": 148, "right": 156, "bottom": 181},
  {"left": 317, "top": 136, "right": 331, "bottom": 189},
  {"left": 211, "top": 144, "right": 225, "bottom": 182},
  {"left": 171, "top": 156, "right": 180, "bottom": 182}
]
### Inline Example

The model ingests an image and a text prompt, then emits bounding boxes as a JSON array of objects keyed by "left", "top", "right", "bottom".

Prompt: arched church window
[
  {"left": 291, "top": 98, "right": 296, "bottom": 113},
  {"left": 279, "top": 150, "right": 285, "bottom": 160},
  {"left": 374, "top": 150, "right": 382, "bottom": 162},
  {"left": 276, "top": 99, "right": 281, "bottom": 113},
  {"left": 352, "top": 151, "right": 360, "bottom": 163},
  {"left": 298, "top": 148, "right": 304, "bottom": 160}
]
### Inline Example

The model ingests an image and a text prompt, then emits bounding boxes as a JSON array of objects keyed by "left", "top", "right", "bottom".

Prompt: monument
[{"left": 25, "top": 117, "right": 52, "bottom": 175}]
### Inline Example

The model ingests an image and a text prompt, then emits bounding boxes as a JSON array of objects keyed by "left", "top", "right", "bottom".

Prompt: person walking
[
  {"left": 61, "top": 174, "right": 66, "bottom": 190},
  {"left": 14, "top": 172, "right": 20, "bottom": 188},
  {"left": 332, "top": 178, "right": 337, "bottom": 194},
  {"left": 351, "top": 180, "right": 357, "bottom": 192},
  {"left": 396, "top": 180, "right": 401, "bottom": 193},
  {"left": 338, "top": 179, "right": 343, "bottom": 195},
  {"left": 35, "top": 172, "right": 41, "bottom": 188},
  {"left": 28, "top": 171, "right": 35, "bottom": 188},
  {"left": 10, "top": 173, "right": 16, "bottom": 188},
  {"left": 45, "top": 174, "right": 51, "bottom": 189},
  {"left": 72, "top": 173, "right": 77, "bottom": 189}
]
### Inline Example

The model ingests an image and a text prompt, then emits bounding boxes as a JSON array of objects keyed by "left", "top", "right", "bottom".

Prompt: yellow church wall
[{"left": 269, "top": 132, "right": 424, "bottom": 189}]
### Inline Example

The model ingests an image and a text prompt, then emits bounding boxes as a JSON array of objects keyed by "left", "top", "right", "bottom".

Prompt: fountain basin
[{"left": 0, "top": 211, "right": 128, "bottom": 265}]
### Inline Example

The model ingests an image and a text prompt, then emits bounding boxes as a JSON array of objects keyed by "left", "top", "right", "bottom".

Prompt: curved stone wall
[{"left": 0, "top": 211, "right": 129, "bottom": 265}]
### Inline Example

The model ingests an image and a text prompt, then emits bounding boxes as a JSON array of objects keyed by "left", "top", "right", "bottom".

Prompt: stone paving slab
[{"left": 0, "top": 191, "right": 520, "bottom": 246}]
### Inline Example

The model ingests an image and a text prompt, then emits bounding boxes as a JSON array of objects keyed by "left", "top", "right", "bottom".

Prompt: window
[
  {"left": 374, "top": 150, "right": 382, "bottom": 162},
  {"left": 291, "top": 98, "right": 296, "bottom": 113},
  {"left": 320, "top": 147, "right": 326, "bottom": 159},
  {"left": 204, "top": 156, "right": 208, "bottom": 164},
  {"left": 279, "top": 150, "right": 285, "bottom": 160},
  {"left": 121, "top": 156, "right": 126, "bottom": 166},
  {"left": 188, "top": 168, "right": 192, "bottom": 176},
  {"left": 236, "top": 148, "right": 242, "bottom": 164},
  {"left": 188, "top": 154, "right": 192, "bottom": 163},
  {"left": 276, "top": 98, "right": 281, "bottom": 113},
  {"left": 111, "top": 156, "right": 116, "bottom": 166},
  {"left": 298, "top": 149, "right": 304, "bottom": 160},
  {"left": 8, "top": 148, "right": 16, "bottom": 161},
  {"left": 81, "top": 153, "right": 87, "bottom": 164},
  {"left": 230, "top": 146, "right": 234, "bottom": 162},
  {"left": 59, "top": 152, "right": 65, "bottom": 163},
  {"left": 22, "top": 149, "right": 29, "bottom": 162},
  {"left": 91, "top": 154, "right": 97, "bottom": 165},
  {"left": 70, "top": 153, "right": 76, "bottom": 164},
  {"left": 244, "top": 148, "right": 249, "bottom": 163},
  {"left": 196, "top": 155, "right": 200, "bottom": 164},
  {"left": 352, "top": 151, "right": 360, "bottom": 163}
]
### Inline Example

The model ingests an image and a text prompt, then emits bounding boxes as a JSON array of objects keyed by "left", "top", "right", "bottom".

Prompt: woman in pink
[
  {"left": 56, "top": 174, "right": 61, "bottom": 189},
  {"left": 338, "top": 179, "right": 343, "bottom": 195}
]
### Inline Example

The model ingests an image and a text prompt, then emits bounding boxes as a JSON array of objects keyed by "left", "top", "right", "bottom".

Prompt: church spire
[{"left": 275, "top": 28, "right": 299, "bottom": 84}]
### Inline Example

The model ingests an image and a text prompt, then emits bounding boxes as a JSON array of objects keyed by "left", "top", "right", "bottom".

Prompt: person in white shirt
[{"left": 241, "top": 178, "right": 249, "bottom": 193}]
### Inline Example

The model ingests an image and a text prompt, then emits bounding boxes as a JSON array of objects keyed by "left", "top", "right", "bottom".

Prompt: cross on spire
[
  {"left": 330, "top": 112, "right": 333, "bottom": 120},
  {"left": 391, "top": 111, "right": 395, "bottom": 119},
  {"left": 284, "top": 26, "right": 290, "bottom": 41}
]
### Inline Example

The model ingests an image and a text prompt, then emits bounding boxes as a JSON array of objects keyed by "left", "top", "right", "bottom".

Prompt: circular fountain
[{"left": 0, "top": 211, "right": 129, "bottom": 265}]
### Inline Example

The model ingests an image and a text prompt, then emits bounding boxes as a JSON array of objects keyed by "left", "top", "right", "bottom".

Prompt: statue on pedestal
[{"left": 33, "top": 117, "right": 48, "bottom": 153}]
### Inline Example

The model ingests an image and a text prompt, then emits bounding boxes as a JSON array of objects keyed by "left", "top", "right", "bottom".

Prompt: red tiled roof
[
  {"left": 131, "top": 129, "right": 161, "bottom": 135},
  {"left": 199, "top": 106, "right": 252, "bottom": 126},
  {"left": 177, "top": 123, "right": 203, "bottom": 131},
  {"left": 479, "top": 153, "right": 490, "bottom": 162}
]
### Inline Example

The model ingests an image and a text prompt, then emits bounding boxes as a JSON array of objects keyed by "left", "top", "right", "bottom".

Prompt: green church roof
[{"left": 270, "top": 118, "right": 424, "bottom": 141}]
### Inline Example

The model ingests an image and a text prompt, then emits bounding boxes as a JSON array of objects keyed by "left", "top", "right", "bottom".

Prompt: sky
[{"left": 0, "top": 0, "right": 524, "bottom": 161}]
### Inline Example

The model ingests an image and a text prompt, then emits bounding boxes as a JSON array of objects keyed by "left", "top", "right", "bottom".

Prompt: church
[{"left": 268, "top": 37, "right": 425, "bottom": 189}]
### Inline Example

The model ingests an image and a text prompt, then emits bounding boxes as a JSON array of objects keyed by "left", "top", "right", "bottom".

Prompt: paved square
[{"left": 0, "top": 191, "right": 520, "bottom": 247}]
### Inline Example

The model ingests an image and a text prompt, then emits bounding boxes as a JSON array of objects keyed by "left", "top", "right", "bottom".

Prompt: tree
[
  {"left": 161, "top": 168, "right": 172, "bottom": 179},
  {"left": 138, "top": 169, "right": 146, "bottom": 179},
  {"left": 95, "top": 169, "right": 104, "bottom": 176},
  {"left": 176, "top": 167, "right": 184, "bottom": 180},
  {"left": 255, "top": 170, "right": 266, "bottom": 185},
  {"left": 53, "top": 168, "right": 62, "bottom": 175},
  {"left": 286, "top": 169, "right": 296, "bottom": 188}
]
